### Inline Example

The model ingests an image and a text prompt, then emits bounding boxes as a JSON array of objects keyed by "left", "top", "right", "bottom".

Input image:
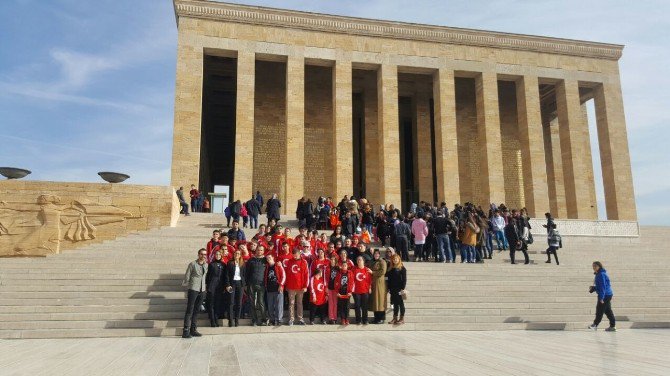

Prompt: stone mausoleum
[{"left": 170, "top": 0, "right": 636, "bottom": 220}]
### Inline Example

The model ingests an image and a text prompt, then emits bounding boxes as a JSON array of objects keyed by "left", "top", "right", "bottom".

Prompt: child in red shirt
[
  {"left": 352, "top": 256, "right": 373, "bottom": 325},
  {"left": 309, "top": 269, "right": 328, "bottom": 324},
  {"left": 206, "top": 230, "right": 223, "bottom": 263}
]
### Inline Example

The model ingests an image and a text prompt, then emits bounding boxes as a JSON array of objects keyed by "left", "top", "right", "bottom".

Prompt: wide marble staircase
[{"left": 0, "top": 214, "right": 669, "bottom": 339}]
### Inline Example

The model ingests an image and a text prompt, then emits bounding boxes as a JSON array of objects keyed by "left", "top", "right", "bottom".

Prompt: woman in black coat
[
  {"left": 206, "top": 250, "right": 225, "bottom": 327},
  {"left": 386, "top": 254, "right": 407, "bottom": 325},
  {"left": 266, "top": 194, "right": 282, "bottom": 223},
  {"left": 224, "top": 250, "right": 246, "bottom": 327}
]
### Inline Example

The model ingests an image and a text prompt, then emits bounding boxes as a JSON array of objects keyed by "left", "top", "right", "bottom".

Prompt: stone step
[
  {"left": 2, "top": 320, "right": 669, "bottom": 339},
  {"left": 1, "top": 304, "right": 667, "bottom": 323},
  {"left": 3, "top": 312, "right": 670, "bottom": 330}
]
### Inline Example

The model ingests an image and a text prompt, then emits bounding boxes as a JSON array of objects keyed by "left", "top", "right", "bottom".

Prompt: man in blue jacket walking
[{"left": 589, "top": 261, "right": 616, "bottom": 331}]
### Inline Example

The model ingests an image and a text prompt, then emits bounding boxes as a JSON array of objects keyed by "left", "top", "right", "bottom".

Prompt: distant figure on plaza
[
  {"left": 266, "top": 193, "right": 281, "bottom": 223},
  {"left": 246, "top": 195, "right": 261, "bottom": 229},
  {"left": 542, "top": 212, "right": 555, "bottom": 234},
  {"left": 189, "top": 184, "right": 200, "bottom": 213},
  {"left": 545, "top": 223, "right": 561, "bottom": 265},
  {"left": 589, "top": 261, "right": 616, "bottom": 331},
  {"left": 176, "top": 187, "right": 190, "bottom": 216},
  {"left": 505, "top": 214, "right": 529, "bottom": 265},
  {"left": 182, "top": 248, "right": 207, "bottom": 338}
]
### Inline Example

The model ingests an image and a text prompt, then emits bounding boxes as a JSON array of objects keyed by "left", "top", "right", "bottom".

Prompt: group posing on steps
[{"left": 180, "top": 193, "right": 615, "bottom": 338}]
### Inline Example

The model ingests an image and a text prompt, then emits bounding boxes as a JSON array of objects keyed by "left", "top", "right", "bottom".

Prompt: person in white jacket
[{"left": 491, "top": 211, "right": 508, "bottom": 251}]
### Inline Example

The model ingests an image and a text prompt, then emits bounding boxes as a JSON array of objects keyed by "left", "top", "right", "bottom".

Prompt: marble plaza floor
[{"left": 0, "top": 330, "right": 668, "bottom": 376}]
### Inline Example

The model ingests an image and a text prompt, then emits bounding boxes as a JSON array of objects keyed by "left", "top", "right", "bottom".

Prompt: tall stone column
[
  {"left": 332, "top": 60, "right": 353, "bottom": 200},
  {"left": 543, "top": 119, "right": 568, "bottom": 218},
  {"left": 475, "top": 72, "right": 506, "bottom": 206},
  {"left": 233, "top": 51, "right": 255, "bottom": 202},
  {"left": 415, "top": 83, "right": 434, "bottom": 203},
  {"left": 593, "top": 78, "right": 637, "bottom": 220},
  {"left": 556, "top": 80, "right": 597, "bottom": 219},
  {"left": 377, "top": 64, "right": 402, "bottom": 208},
  {"left": 432, "top": 68, "right": 460, "bottom": 206},
  {"left": 285, "top": 55, "right": 305, "bottom": 210},
  {"left": 170, "top": 42, "right": 204, "bottom": 190},
  {"left": 515, "top": 75, "right": 550, "bottom": 217}
]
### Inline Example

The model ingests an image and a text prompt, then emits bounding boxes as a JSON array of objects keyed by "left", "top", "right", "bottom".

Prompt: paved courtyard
[{"left": 0, "top": 330, "right": 668, "bottom": 375}]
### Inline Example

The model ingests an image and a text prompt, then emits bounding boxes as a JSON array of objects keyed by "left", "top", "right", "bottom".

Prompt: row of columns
[{"left": 226, "top": 51, "right": 636, "bottom": 220}]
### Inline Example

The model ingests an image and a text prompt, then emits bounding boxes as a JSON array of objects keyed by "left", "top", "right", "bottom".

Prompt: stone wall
[
  {"left": 0, "top": 181, "right": 178, "bottom": 257},
  {"left": 252, "top": 61, "right": 287, "bottom": 207},
  {"left": 304, "top": 65, "right": 333, "bottom": 200}
]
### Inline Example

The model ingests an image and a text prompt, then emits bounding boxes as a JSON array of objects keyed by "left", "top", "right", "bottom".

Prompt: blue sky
[{"left": 0, "top": 0, "right": 668, "bottom": 225}]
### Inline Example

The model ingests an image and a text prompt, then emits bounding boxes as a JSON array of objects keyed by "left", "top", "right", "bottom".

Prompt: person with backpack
[
  {"left": 589, "top": 261, "right": 616, "bottom": 331},
  {"left": 546, "top": 223, "right": 561, "bottom": 265}
]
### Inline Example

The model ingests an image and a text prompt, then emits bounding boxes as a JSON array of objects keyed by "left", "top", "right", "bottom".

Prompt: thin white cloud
[{"left": 0, "top": 82, "right": 150, "bottom": 112}]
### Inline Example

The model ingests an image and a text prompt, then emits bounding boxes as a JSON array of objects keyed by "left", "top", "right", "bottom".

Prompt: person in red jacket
[
  {"left": 352, "top": 256, "right": 373, "bottom": 325},
  {"left": 309, "top": 269, "right": 328, "bottom": 324},
  {"left": 271, "top": 226, "right": 285, "bottom": 251},
  {"left": 264, "top": 254, "right": 286, "bottom": 326},
  {"left": 276, "top": 242, "right": 292, "bottom": 268},
  {"left": 334, "top": 261, "right": 354, "bottom": 325},
  {"left": 325, "top": 255, "right": 340, "bottom": 324},
  {"left": 206, "top": 230, "right": 223, "bottom": 263},
  {"left": 311, "top": 249, "right": 329, "bottom": 277},
  {"left": 285, "top": 248, "right": 309, "bottom": 325},
  {"left": 339, "top": 249, "right": 355, "bottom": 269}
]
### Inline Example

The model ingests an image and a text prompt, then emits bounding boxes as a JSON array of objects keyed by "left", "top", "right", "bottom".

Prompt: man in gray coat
[{"left": 182, "top": 248, "right": 208, "bottom": 338}]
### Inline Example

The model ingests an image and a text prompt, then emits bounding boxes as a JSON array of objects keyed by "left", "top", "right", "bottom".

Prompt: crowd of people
[{"left": 181, "top": 192, "right": 614, "bottom": 339}]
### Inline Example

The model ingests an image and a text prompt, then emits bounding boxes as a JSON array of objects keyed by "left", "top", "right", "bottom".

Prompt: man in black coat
[
  {"left": 245, "top": 246, "right": 268, "bottom": 326},
  {"left": 266, "top": 194, "right": 281, "bottom": 223},
  {"left": 246, "top": 196, "right": 261, "bottom": 229},
  {"left": 504, "top": 216, "right": 529, "bottom": 265}
]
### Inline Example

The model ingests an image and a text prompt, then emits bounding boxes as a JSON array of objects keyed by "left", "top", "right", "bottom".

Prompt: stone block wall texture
[
  {"left": 304, "top": 65, "right": 334, "bottom": 200},
  {"left": 252, "top": 60, "right": 287, "bottom": 208},
  {"left": 0, "top": 181, "right": 176, "bottom": 257}
]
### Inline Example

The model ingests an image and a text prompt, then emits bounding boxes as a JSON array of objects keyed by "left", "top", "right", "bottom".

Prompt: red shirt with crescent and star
[
  {"left": 285, "top": 258, "right": 309, "bottom": 290},
  {"left": 309, "top": 275, "right": 327, "bottom": 305},
  {"left": 352, "top": 266, "right": 372, "bottom": 294}
]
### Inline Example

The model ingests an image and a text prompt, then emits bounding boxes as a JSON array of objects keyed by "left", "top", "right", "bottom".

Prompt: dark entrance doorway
[
  {"left": 399, "top": 96, "right": 417, "bottom": 211},
  {"left": 200, "top": 55, "right": 237, "bottom": 197}
]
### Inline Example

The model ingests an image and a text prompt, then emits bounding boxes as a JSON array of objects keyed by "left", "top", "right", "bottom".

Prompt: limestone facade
[{"left": 171, "top": 0, "right": 637, "bottom": 220}]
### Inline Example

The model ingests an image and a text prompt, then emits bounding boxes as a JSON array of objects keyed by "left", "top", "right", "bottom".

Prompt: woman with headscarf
[{"left": 369, "top": 249, "right": 388, "bottom": 324}]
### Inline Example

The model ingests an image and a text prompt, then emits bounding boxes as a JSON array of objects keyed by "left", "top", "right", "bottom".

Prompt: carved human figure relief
[{"left": 0, "top": 195, "right": 133, "bottom": 256}]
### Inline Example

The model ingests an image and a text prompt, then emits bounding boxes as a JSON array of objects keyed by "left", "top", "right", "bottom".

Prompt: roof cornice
[{"left": 173, "top": 0, "right": 624, "bottom": 61}]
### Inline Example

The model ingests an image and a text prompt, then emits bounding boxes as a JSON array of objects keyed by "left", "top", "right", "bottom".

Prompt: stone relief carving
[{"left": 0, "top": 195, "right": 133, "bottom": 256}]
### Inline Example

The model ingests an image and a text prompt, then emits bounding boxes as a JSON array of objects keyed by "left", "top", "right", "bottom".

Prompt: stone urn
[
  {"left": 0, "top": 167, "right": 31, "bottom": 179},
  {"left": 98, "top": 172, "right": 130, "bottom": 183}
]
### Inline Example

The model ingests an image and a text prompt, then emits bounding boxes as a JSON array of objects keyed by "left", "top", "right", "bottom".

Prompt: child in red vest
[{"left": 309, "top": 269, "right": 328, "bottom": 324}]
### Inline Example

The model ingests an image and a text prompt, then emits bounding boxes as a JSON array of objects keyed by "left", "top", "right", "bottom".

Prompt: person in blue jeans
[
  {"left": 491, "top": 211, "right": 508, "bottom": 250},
  {"left": 589, "top": 261, "right": 616, "bottom": 331}
]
